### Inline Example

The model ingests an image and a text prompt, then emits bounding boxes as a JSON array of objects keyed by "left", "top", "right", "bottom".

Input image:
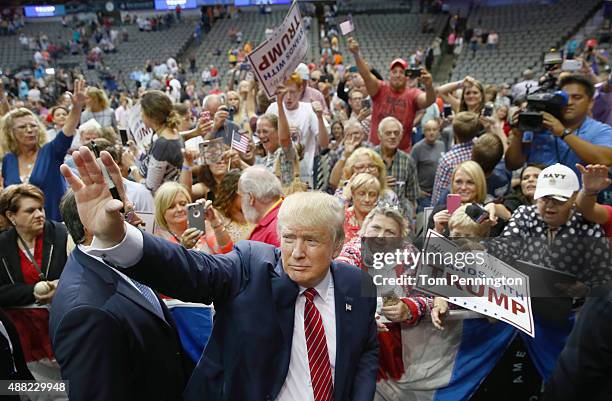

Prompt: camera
[
  {"left": 227, "top": 105, "right": 237, "bottom": 116},
  {"left": 517, "top": 91, "right": 568, "bottom": 132},
  {"left": 404, "top": 68, "right": 422, "bottom": 79}
]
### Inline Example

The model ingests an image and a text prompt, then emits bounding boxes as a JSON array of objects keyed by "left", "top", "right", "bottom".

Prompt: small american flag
[{"left": 231, "top": 131, "right": 249, "bottom": 153}]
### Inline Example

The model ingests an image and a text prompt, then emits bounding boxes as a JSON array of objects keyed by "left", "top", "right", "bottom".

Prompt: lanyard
[{"left": 16, "top": 233, "right": 45, "bottom": 281}]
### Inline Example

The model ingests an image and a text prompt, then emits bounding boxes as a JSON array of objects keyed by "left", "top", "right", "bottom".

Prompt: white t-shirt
[
  {"left": 123, "top": 178, "right": 154, "bottom": 213},
  {"left": 265, "top": 101, "right": 319, "bottom": 185}
]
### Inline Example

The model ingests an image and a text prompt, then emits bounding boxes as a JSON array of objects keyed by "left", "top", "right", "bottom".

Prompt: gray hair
[
  {"left": 59, "top": 189, "right": 86, "bottom": 244},
  {"left": 238, "top": 166, "right": 282, "bottom": 203},
  {"left": 359, "top": 203, "right": 409, "bottom": 239},
  {"left": 277, "top": 191, "right": 345, "bottom": 247},
  {"left": 202, "top": 94, "right": 222, "bottom": 110},
  {"left": 377, "top": 116, "right": 403, "bottom": 137},
  {"left": 343, "top": 120, "right": 364, "bottom": 135}
]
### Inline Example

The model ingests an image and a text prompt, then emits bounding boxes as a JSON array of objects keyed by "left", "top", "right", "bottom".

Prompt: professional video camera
[{"left": 517, "top": 91, "right": 568, "bottom": 132}]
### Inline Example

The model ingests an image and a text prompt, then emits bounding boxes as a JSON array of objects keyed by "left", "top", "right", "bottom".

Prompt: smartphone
[
  {"left": 200, "top": 110, "right": 211, "bottom": 122},
  {"left": 447, "top": 194, "right": 462, "bottom": 215},
  {"left": 119, "top": 128, "right": 128, "bottom": 146},
  {"left": 443, "top": 104, "right": 453, "bottom": 118},
  {"left": 361, "top": 98, "right": 371, "bottom": 109},
  {"left": 465, "top": 203, "right": 490, "bottom": 224},
  {"left": 483, "top": 104, "right": 494, "bottom": 117},
  {"left": 187, "top": 203, "right": 206, "bottom": 232},
  {"left": 405, "top": 68, "right": 422, "bottom": 79}
]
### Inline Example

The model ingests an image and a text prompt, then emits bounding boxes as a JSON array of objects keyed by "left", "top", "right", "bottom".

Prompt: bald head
[{"left": 423, "top": 119, "right": 441, "bottom": 144}]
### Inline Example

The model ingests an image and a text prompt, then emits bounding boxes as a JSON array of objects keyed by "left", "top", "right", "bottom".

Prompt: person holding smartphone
[
  {"left": 428, "top": 161, "right": 488, "bottom": 236},
  {"left": 347, "top": 37, "right": 436, "bottom": 152}
]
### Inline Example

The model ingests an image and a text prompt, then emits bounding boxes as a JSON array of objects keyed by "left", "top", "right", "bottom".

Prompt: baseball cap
[
  {"left": 389, "top": 58, "right": 407, "bottom": 70},
  {"left": 294, "top": 63, "right": 310, "bottom": 81},
  {"left": 533, "top": 163, "right": 579, "bottom": 202}
]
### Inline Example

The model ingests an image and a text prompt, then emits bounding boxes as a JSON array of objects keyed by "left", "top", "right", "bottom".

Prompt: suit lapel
[
  {"left": 332, "top": 263, "right": 353, "bottom": 400},
  {"left": 72, "top": 247, "right": 171, "bottom": 328},
  {"left": 270, "top": 259, "right": 298, "bottom": 396}
]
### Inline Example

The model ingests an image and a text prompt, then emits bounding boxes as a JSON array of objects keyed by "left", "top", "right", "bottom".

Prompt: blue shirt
[
  {"left": 2, "top": 132, "right": 74, "bottom": 221},
  {"left": 524, "top": 117, "right": 612, "bottom": 176}
]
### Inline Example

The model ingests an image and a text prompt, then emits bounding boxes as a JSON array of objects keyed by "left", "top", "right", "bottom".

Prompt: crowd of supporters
[{"left": 1, "top": 2, "right": 612, "bottom": 400}]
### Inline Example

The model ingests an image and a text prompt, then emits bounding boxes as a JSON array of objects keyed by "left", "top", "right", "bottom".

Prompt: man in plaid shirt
[
  {"left": 375, "top": 116, "right": 419, "bottom": 217},
  {"left": 431, "top": 112, "right": 481, "bottom": 206}
]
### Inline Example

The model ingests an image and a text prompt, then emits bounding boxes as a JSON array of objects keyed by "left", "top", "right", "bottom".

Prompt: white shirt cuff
[{"left": 85, "top": 223, "right": 144, "bottom": 268}]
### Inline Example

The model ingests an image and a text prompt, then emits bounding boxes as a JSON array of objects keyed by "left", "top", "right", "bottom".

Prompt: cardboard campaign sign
[
  {"left": 415, "top": 230, "right": 535, "bottom": 337},
  {"left": 127, "top": 103, "right": 155, "bottom": 153},
  {"left": 247, "top": 1, "right": 309, "bottom": 98}
]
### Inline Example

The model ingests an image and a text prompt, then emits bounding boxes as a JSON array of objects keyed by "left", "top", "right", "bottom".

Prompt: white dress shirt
[
  {"left": 276, "top": 270, "right": 336, "bottom": 401},
  {"left": 86, "top": 224, "right": 338, "bottom": 400}
]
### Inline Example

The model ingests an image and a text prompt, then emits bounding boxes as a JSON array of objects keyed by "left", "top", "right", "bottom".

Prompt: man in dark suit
[
  {"left": 49, "top": 190, "right": 193, "bottom": 401},
  {"left": 543, "top": 283, "right": 612, "bottom": 401},
  {"left": 60, "top": 146, "right": 379, "bottom": 401}
]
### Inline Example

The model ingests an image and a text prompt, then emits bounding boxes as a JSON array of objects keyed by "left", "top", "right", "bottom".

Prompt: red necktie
[{"left": 303, "top": 288, "right": 334, "bottom": 401}]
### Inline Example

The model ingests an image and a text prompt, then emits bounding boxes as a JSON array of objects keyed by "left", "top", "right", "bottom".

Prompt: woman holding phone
[
  {"left": 427, "top": 161, "right": 487, "bottom": 236},
  {"left": 152, "top": 182, "right": 233, "bottom": 254}
]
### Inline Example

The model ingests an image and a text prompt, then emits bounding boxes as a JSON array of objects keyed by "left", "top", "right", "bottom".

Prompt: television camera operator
[{"left": 506, "top": 70, "right": 612, "bottom": 174}]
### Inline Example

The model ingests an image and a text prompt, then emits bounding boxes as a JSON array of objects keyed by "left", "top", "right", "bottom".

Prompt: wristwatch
[{"left": 561, "top": 128, "right": 573, "bottom": 140}]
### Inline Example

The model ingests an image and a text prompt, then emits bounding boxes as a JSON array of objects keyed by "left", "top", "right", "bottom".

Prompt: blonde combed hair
[
  {"left": 451, "top": 161, "right": 487, "bottom": 204},
  {"left": 154, "top": 182, "right": 192, "bottom": 232},
  {"left": 344, "top": 173, "right": 380, "bottom": 202},
  {"left": 277, "top": 191, "right": 345, "bottom": 248},
  {"left": 86, "top": 86, "right": 110, "bottom": 111},
  {"left": 0, "top": 108, "right": 47, "bottom": 155},
  {"left": 342, "top": 148, "right": 388, "bottom": 193}
]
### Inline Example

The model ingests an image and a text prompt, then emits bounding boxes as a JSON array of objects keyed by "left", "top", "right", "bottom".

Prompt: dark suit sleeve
[
  {"left": 128, "top": 233, "right": 250, "bottom": 305},
  {"left": 351, "top": 278, "right": 379, "bottom": 401},
  {"left": 0, "top": 283, "right": 35, "bottom": 307},
  {"left": 51, "top": 306, "right": 133, "bottom": 401},
  {"left": 543, "top": 297, "right": 612, "bottom": 401}
]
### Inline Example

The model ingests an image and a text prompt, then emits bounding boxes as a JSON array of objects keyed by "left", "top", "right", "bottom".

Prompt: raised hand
[
  {"left": 577, "top": 164, "right": 612, "bottom": 194},
  {"left": 72, "top": 78, "right": 87, "bottom": 109},
  {"left": 347, "top": 37, "right": 360, "bottom": 55},
  {"left": 60, "top": 147, "right": 127, "bottom": 248}
]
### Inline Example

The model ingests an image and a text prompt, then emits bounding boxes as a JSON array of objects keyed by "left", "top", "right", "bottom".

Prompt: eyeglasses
[
  {"left": 381, "top": 130, "right": 401, "bottom": 138},
  {"left": 539, "top": 196, "right": 569, "bottom": 206},
  {"left": 354, "top": 163, "right": 378, "bottom": 172},
  {"left": 13, "top": 124, "right": 39, "bottom": 132}
]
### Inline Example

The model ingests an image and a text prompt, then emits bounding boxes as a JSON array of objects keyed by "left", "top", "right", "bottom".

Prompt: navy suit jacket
[
  {"left": 49, "top": 247, "right": 193, "bottom": 401},
  {"left": 125, "top": 233, "right": 379, "bottom": 401}
]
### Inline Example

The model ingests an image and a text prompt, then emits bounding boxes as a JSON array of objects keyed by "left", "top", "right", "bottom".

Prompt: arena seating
[{"left": 449, "top": 0, "right": 601, "bottom": 85}]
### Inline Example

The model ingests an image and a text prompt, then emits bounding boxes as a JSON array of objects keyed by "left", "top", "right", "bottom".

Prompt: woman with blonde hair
[
  {"left": 153, "top": 181, "right": 234, "bottom": 254},
  {"left": 428, "top": 160, "right": 487, "bottom": 236},
  {"left": 343, "top": 172, "right": 381, "bottom": 243},
  {"left": 1, "top": 79, "right": 85, "bottom": 221},
  {"left": 80, "top": 86, "right": 117, "bottom": 130},
  {"left": 137, "top": 90, "right": 184, "bottom": 193},
  {"left": 336, "top": 147, "right": 398, "bottom": 206}
]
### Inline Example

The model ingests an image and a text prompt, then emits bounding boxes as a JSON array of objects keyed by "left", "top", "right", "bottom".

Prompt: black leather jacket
[{"left": 0, "top": 220, "right": 67, "bottom": 306}]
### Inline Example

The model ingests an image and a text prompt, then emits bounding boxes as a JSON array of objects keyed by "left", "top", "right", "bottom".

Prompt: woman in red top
[{"left": 0, "top": 184, "right": 67, "bottom": 306}]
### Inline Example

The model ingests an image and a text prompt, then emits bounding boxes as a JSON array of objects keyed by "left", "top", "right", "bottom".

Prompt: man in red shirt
[
  {"left": 348, "top": 37, "right": 436, "bottom": 152},
  {"left": 238, "top": 166, "right": 284, "bottom": 247}
]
